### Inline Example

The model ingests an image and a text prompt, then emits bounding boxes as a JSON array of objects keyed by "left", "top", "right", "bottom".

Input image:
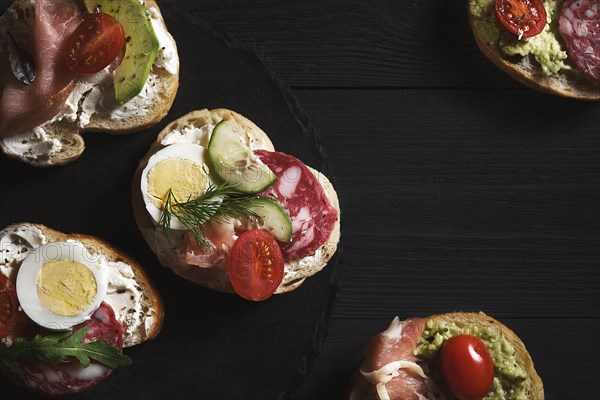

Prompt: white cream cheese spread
[{"left": 0, "top": 3, "right": 179, "bottom": 164}]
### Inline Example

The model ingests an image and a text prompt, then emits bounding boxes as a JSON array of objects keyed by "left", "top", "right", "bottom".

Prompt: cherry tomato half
[
  {"left": 495, "top": 0, "right": 547, "bottom": 39},
  {"left": 440, "top": 334, "right": 495, "bottom": 400},
  {"left": 0, "top": 273, "right": 18, "bottom": 339},
  {"left": 64, "top": 13, "right": 125, "bottom": 74},
  {"left": 228, "top": 230, "right": 284, "bottom": 301}
]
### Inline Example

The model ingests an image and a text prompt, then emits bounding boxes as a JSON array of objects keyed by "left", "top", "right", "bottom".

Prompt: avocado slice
[{"left": 84, "top": 0, "right": 159, "bottom": 104}]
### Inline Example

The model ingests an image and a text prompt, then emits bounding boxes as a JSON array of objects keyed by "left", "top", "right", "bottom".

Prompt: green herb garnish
[
  {"left": 158, "top": 183, "right": 261, "bottom": 248},
  {"left": 0, "top": 327, "right": 132, "bottom": 375}
]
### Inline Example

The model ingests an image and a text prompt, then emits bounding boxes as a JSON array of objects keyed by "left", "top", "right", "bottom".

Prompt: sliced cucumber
[
  {"left": 207, "top": 120, "right": 276, "bottom": 194},
  {"left": 247, "top": 197, "right": 292, "bottom": 243}
]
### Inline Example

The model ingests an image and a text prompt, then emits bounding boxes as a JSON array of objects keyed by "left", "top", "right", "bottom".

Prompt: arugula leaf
[{"left": 0, "top": 327, "right": 132, "bottom": 376}]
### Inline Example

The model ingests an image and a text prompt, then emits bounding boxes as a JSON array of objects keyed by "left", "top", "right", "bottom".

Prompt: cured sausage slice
[
  {"left": 559, "top": 0, "right": 600, "bottom": 82},
  {"left": 17, "top": 302, "right": 124, "bottom": 396},
  {"left": 255, "top": 150, "right": 338, "bottom": 261}
]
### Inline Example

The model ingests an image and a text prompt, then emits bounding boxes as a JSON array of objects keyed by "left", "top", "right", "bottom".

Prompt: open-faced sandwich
[
  {"left": 0, "top": 222, "right": 163, "bottom": 396},
  {"left": 0, "top": 0, "right": 179, "bottom": 166},
  {"left": 469, "top": 0, "right": 600, "bottom": 99},
  {"left": 347, "top": 312, "right": 544, "bottom": 400},
  {"left": 132, "top": 109, "right": 340, "bottom": 301}
]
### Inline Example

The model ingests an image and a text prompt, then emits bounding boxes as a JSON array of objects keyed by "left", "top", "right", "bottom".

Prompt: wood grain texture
[
  {"left": 176, "top": 0, "right": 521, "bottom": 88},
  {"left": 291, "top": 88, "right": 600, "bottom": 399},
  {"left": 0, "top": 0, "right": 598, "bottom": 399}
]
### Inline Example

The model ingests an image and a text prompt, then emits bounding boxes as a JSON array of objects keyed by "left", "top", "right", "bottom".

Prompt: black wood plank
[
  {"left": 181, "top": 0, "right": 522, "bottom": 88},
  {"left": 291, "top": 87, "right": 600, "bottom": 398}
]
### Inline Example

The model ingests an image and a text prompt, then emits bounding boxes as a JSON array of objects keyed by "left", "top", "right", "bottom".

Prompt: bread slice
[
  {"left": 468, "top": 0, "right": 600, "bottom": 100},
  {"left": 132, "top": 109, "right": 341, "bottom": 295},
  {"left": 0, "top": 222, "right": 164, "bottom": 348},
  {"left": 347, "top": 312, "right": 544, "bottom": 400},
  {"left": 0, "top": 0, "right": 179, "bottom": 167}
]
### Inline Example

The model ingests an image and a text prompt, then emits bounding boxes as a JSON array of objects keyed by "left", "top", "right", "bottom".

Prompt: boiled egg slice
[
  {"left": 16, "top": 242, "right": 107, "bottom": 331},
  {"left": 141, "top": 143, "right": 214, "bottom": 230}
]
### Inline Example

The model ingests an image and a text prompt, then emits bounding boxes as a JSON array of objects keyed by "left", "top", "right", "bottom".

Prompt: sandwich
[
  {"left": 0, "top": 222, "right": 164, "bottom": 395},
  {"left": 0, "top": 0, "right": 179, "bottom": 166},
  {"left": 132, "top": 109, "right": 341, "bottom": 301},
  {"left": 347, "top": 312, "right": 544, "bottom": 400},
  {"left": 469, "top": 0, "right": 600, "bottom": 99}
]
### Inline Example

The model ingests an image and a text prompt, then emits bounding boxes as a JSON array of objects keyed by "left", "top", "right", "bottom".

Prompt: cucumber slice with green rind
[
  {"left": 207, "top": 120, "right": 276, "bottom": 194},
  {"left": 248, "top": 197, "right": 292, "bottom": 243}
]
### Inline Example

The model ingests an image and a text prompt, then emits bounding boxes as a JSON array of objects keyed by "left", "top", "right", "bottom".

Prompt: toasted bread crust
[
  {"left": 0, "top": 0, "right": 179, "bottom": 167},
  {"left": 347, "top": 312, "right": 544, "bottom": 400},
  {"left": 0, "top": 222, "right": 164, "bottom": 347},
  {"left": 468, "top": 1, "right": 600, "bottom": 100},
  {"left": 132, "top": 109, "right": 341, "bottom": 294}
]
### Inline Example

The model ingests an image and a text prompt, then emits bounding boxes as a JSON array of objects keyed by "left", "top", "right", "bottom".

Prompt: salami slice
[
  {"left": 17, "top": 302, "right": 125, "bottom": 396},
  {"left": 255, "top": 150, "right": 338, "bottom": 261},
  {"left": 559, "top": 0, "right": 600, "bottom": 82}
]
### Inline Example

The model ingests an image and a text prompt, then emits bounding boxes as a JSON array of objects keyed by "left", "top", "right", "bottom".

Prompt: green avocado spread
[
  {"left": 414, "top": 319, "right": 528, "bottom": 400},
  {"left": 469, "top": 0, "right": 570, "bottom": 76}
]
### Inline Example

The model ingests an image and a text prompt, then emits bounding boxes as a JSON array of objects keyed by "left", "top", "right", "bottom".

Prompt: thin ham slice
[
  {"left": 179, "top": 221, "right": 238, "bottom": 269},
  {"left": 0, "top": 0, "right": 81, "bottom": 138},
  {"left": 360, "top": 317, "right": 432, "bottom": 400}
]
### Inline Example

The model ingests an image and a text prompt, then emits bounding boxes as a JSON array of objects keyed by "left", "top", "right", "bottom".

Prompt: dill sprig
[{"left": 157, "top": 183, "right": 260, "bottom": 248}]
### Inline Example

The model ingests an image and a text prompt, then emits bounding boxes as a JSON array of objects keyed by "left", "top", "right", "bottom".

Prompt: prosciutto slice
[
  {"left": 360, "top": 317, "right": 434, "bottom": 400},
  {"left": 0, "top": 0, "right": 81, "bottom": 138}
]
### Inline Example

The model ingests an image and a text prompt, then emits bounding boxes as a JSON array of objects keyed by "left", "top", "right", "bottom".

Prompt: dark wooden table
[
  {"left": 2, "top": 0, "right": 599, "bottom": 399},
  {"left": 174, "top": 1, "right": 599, "bottom": 399}
]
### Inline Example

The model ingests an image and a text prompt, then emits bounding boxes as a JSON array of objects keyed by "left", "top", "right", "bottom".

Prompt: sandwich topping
[
  {"left": 359, "top": 317, "right": 529, "bottom": 400},
  {"left": 2, "top": 302, "right": 130, "bottom": 395},
  {"left": 474, "top": 0, "right": 600, "bottom": 82},
  {"left": 472, "top": 0, "right": 571, "bottom": 76},
  {"left": 558, "top": 0, "right": 600, "bottom": 82},
  {"left": 0, "top": 0, "right": 81, "bottom": 139},
  {"left": 0, "top": 0, "right": 179, "bottom": 163},
  {"left": 495, "top": 0, "right": 548, "bottom": 39},
  {"left": 0, "top": 225, "right": 156, "bottom": 345},
  {"left": 360, "top": 317, "right": 442, "bottom": 400},
  {"left": 143, "top": 119, "right": 338, "bottom": 300},
  {"left": 0, "top": 224, "right": 141, "bottom": 395},
  {"left": 0, "top": 224, "right": 157, "bottom": 396}
]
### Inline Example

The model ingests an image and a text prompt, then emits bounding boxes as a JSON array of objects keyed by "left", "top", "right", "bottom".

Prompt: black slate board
[{"left": 0, "top": 5, "right": 340, "bottom": 399}]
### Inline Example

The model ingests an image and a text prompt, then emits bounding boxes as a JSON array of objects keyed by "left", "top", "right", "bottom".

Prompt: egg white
[
  {"left": 140, "top": 143, "right": 214, "bottom": 230},
  {"left": 16, "top": 242, "right": 107, "bottom": 331}
]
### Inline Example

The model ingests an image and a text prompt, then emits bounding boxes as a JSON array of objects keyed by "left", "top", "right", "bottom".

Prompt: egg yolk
[
  {"left": 36, "top": 260, "right": 97, "bottom": 316},
  {"left": 147, "top": 158, "right": 210, "bottom": 208}
]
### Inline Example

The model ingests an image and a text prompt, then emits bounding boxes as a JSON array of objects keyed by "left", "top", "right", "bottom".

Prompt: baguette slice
[
  {"left": 347, "top": 312, "right": 544, "bottom": 400},
  {"left": 0, "top": 0, "right": 179, "bottom": 167},
  {"left": 0, "top": 222, "right": 164, "bottom": 347},
  {"left": 132, "top": 109, "right": 341, "bottom": 294},
  {"left": 468, "top": 0, "right": 600, "bottom": 100}
]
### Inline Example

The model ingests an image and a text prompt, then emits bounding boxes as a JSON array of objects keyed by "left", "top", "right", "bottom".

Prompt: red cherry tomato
[
  {"left": 0, "top": 274, "right": 18, "bottom": 339},
  {"left": 64, "top": 13, "right": 125, "bottom": 74},
  {"left": 440, "top": 334, "right": 495, "bottom": 400},
  {"left": 228, "top": 230, "right": 284, "bottom": 301},
  {"left": 495, "top": 0, "right": 547, "bottom": 39}
]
